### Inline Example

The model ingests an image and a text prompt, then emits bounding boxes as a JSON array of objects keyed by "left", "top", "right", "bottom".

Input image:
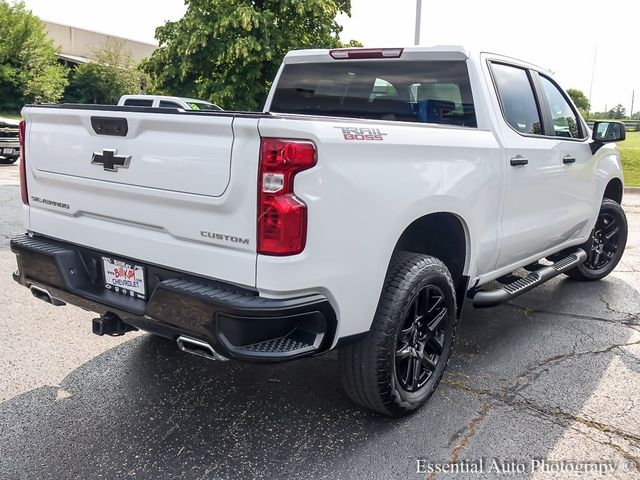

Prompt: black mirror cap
[
  {"left": 591, "top": 121, "right": 626, "bottom": 153},
  {"left": 593, "top": 121, "right": 626, "bottom": 142}
]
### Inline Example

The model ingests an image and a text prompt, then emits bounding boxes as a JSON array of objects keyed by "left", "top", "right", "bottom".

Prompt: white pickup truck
[{"left": 12, "top": 46, "right": 628, "bottom": 416}]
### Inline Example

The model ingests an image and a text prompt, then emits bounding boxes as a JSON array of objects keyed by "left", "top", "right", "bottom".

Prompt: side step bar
[{"left": 471, "top": 249, "right": 587, "bottom": 308}]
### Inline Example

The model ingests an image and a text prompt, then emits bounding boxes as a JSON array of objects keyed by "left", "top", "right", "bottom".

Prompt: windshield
[{"left": 270, "top": 60, "right": 476, "bottom": 127}]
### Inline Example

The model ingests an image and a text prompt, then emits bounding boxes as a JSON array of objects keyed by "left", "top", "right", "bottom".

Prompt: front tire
[
  {"left": 565, "top": 198, "right": 627, "bottom": 281},
  {"left": 339, "top": 252, "right": 457, "bottom": 416}
]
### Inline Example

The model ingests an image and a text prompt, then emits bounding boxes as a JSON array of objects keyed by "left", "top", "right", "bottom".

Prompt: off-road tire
[
  {"left": 339, "top": 252, "right": 457, "bottom": 416},
  {"left": 565, "top": 198, "right": 627, "bottom": 281}
]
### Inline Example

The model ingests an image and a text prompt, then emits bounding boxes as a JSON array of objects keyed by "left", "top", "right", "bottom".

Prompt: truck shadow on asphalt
[{"left": 1, "top": 276, "right": 639, "bottom": 479}]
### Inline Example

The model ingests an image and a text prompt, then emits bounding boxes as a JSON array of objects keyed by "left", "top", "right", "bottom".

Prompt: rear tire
[
  {"left": 565, "top": 198, "right": 627, "bottom": 281},
  {"left": 339, "top": 252, "right": 457, "bottom": 416}
]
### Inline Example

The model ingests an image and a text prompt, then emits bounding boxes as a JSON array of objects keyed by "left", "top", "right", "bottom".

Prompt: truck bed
[{"left": 21, "top": 104, "right": 268, "bottom": 287}]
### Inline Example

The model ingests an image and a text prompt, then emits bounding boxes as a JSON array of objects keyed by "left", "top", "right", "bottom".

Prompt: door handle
[
  {"left": 510, "top": 155, "right": 529, "bottom": 166},
  {"left": 563, "top": 155, "right": 576, "bottom": 164}
]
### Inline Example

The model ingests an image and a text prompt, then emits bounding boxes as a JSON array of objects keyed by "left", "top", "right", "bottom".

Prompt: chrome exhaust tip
[
  {"left": 29, "top": 285, "right": 66, "bottom": 306},
  {"left": 176, "top": 336, "right": 228, "bottom": 361}
]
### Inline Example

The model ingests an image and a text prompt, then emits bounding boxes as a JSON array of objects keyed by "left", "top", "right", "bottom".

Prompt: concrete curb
[{"left": 624, "top": 187, "right": 640, "bottom": 194}]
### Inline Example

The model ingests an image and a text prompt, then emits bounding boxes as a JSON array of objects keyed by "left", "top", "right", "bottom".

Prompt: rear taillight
[
  {"left": 258, "top": 138, "right": 317, "bottom": 256},
  {"left": 18, "top": 120, "right": 28, "bottom": 205}
]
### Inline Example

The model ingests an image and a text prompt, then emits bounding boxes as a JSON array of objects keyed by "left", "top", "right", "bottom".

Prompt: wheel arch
[
  {"left": 603, "top": 177, "right": 623, "bottom": 204},
  {"left": 392, "top": 212, "right": 471, "bottom": 312}
]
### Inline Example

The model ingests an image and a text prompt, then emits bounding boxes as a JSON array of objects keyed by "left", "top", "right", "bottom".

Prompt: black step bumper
[{"left": 11, "top": 234, "right": 337, "bottom": 363}]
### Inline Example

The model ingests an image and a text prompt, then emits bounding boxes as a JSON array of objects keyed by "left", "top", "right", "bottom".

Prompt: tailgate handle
[{"left": 91, "top": 117, "right": 128, "bottom": 137}]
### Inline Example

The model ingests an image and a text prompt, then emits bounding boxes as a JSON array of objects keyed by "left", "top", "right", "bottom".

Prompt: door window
[
  {"left": 159, "top": 101, "right": 182, "bottom": 108},
  {"left": 123, "top": 99, "right": 153, "bottom": 107},
  {"left": 491, "top": 63, "right": 543, "bottom": 135},
  {"left": 539, "top": 76, "right": 583, "bottom": 139}
]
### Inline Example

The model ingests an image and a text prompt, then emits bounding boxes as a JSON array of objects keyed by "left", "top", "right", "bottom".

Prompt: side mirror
[
  {"left": 593, "top": 121, "right": 626, "bottom": 142},
  {"left": 591, "top": 121, "right": 626, "bottom": 153}
]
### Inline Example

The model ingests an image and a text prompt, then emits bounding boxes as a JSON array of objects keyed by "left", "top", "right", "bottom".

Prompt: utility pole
[
  {"left": 631, "top": 90, "right": 635, "bottom": 118},
  {"left": 588, "top": 44, "right": 597, "bottom": 115},
  {"left": 414, "top": 0, "right": 422, "bottom": 46}
]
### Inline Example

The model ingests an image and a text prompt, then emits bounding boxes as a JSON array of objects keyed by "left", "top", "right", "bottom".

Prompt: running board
[{"left": 471, "top": 249, "right": 587, "bottom": 309}]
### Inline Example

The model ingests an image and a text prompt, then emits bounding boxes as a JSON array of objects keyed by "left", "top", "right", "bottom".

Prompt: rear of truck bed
[{"left": 13, "top": 105, "right": 337, "bottom": 362}]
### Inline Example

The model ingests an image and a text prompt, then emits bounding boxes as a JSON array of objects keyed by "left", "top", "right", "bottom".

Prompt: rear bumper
[
  {"left": 11, "top": 234, "right": 337, "bottom": 363},
  {"left": 0, "top": 142, "right": 19, "bottom": 159}
]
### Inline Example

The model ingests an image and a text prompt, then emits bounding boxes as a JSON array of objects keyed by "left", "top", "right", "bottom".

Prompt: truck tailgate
[{"left": 22, "top": 107, "right": 260, "bottom": 287}]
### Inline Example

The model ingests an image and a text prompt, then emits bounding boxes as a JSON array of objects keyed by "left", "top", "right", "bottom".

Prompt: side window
[
  {"left": 539, "top": 76, "right": 583, "bottom": 139},
  {"left": 491, "top": 63, "right": 543, "bottom": 135},
  {"left": 159, "top": 101, "right": 182, "bottom": 108},
  {"left": 124, "top": 99, "right": 153, "bottom": 107}
]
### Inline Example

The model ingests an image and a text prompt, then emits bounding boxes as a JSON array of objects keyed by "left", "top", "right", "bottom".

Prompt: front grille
[{"left": 0, "top": 129, "right": 18, "bottom": 139}]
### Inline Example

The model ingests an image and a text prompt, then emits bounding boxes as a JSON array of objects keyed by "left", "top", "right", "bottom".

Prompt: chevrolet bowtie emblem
[{"left": 91, "top": 149, "right": 131, "bottom": 172}]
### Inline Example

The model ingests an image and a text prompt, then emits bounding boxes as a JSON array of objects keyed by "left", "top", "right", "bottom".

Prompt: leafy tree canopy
[
  {"left": 609, "top": 103, "right": 627, "bottom": 120},
  {"left": 0, "top": 1, "right": 68, "bottom": 112},
  {"left": 64, "top": 39, "right": 149, "bottom": 104},
  {"left": 566, "top": 88, "right": 590, "bottom": 112},
  {"left": 143, "top": 0, "right": 357, "bottom": 111}
]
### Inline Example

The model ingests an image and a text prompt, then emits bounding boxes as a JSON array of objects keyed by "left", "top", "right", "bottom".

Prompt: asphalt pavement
[{"left": 1, "top": 161, "right": 639, "bottom": 479}]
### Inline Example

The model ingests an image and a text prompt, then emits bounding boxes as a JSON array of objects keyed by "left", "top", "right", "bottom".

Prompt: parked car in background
[
  {"left": 117, "top": 95, "right": 223, "bottom": 111},
  {"left": 0, "top": 116, "right": 20, "bottom": 164}
]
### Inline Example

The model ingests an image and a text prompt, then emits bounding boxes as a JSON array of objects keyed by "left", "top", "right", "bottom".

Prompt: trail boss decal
[{"left": 335, "top": 127, "right": 387, "bottom": 141}]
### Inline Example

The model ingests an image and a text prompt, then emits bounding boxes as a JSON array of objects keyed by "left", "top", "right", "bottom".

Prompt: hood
[{"left": 0, "top": 116, "right": 20, "bottom": 127}]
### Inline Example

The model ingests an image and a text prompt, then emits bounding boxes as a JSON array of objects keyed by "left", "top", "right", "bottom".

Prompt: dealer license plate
[{"left": 102, "top": 257, "right": 146, "bottom": 300}]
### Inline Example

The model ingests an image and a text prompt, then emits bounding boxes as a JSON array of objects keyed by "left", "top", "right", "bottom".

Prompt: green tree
[
  {"left": 64, "top": 39, "right": 149, "bottom": 104},
  {"left": 567, "top": 88, "right": 590, "bottom": 117},
  {"left": 0, "top": 1, "right": 68, "bottom": 112},
  {"left": 143, "top": 0, "right": 357, "bottom": 111},
  {"left": 609, "top": 104, "right": 627, "bottom": 120}
]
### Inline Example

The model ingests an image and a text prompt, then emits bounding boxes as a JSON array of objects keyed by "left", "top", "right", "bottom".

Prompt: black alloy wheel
[
  {"left": 395, "top": 285, "right": 448, "bottom": 392},
  {"left": 584, "top": 211, "right": 620, "bottom": 270},
  {"left": 565, "top": 198, "right": 627, "bottom": 281}
]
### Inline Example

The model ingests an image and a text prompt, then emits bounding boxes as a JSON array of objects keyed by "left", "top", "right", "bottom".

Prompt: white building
[{"left": 44, "top": 21, "right": 157, "bottom": 66}]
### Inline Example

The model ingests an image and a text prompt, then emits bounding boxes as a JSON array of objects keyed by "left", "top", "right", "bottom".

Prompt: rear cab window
[{"left": 270, "top": 61, "right": 477, "bottom": 127}]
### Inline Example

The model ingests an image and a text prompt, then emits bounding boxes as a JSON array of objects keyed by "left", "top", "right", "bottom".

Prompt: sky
[{"left": 22, "top": 0, "right": 640, "bottom": 114}]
